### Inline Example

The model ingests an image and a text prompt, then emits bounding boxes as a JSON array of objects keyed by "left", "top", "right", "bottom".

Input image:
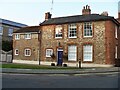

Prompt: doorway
[{"left": 57, "top": 48, "right": 63, "bottom": 66}]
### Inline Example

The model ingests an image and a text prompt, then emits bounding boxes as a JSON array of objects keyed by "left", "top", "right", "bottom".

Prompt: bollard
[{"left": 78, "top": 59, "right": 81, "bottom": 68}]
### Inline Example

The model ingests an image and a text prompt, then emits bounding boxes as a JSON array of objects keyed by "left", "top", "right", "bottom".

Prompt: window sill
[
  {"left": 15, "top": 39, "right": 20, "bottom": 40},
  {"left": 25, "top": 55, "right": 31, "bottom": 57},
  {"left": 83, "top": 36, "right": 93, "bottom": 38},
  {"left": 25, "top": 38, "right": 31, "bottom": 40},
  {"left": 46, "top": 56, "right": 51, "bottom": 58},
  {"left": 68, "top": 37, "right": 77, "bottom": 39},
  {"left": 55, "top": 37, "right": 63, "bottom": 39}
]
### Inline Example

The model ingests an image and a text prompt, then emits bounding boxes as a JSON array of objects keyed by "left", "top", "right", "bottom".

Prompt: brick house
[
  {"left": 13, "top": 26, "right": 41, "bottom": 64},
  {"left": 13, "top": 5, "right": 120, "bottom": 67}
]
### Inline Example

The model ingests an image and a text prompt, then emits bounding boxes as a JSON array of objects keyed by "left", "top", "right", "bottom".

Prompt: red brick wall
[
  {"left": 118, "top": 26, "right": 120, "bottom": 59},
  {"left": 13, "top": 33, "right": 40, "bottom": 61},
  {"left": 105, "top": 20, "right": 117, "bottom": 64},
  {"left": 40, "top": 21, "right": 107, "bottom": 64}
]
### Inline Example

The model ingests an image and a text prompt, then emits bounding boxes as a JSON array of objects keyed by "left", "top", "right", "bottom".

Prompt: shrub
[
  {"left": 2, "top": 40, "right": 12, "bottom": 51},
  {"left": 63, "top": 64, "right": 67, "bottom": 67},
  {"left": 51, "top": 63, "right": 55, "bottom": 66}
]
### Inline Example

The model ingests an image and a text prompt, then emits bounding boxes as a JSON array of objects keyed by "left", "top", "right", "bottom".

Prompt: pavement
[{"left": 1, "top": 67, "right": 120, "bottom": 74}]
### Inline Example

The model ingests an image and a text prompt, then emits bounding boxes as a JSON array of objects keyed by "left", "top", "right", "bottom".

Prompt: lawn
[{"left": 0, "top": 63, "right": 80, "bottom": 69}]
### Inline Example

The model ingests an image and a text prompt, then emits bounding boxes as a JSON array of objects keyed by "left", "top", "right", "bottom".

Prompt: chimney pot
[
  {"left": 101, "top": 11, "right": 108, "bottom": 16},
  {"left": 82, "top": 5, "right": 91, "bottom": 15},
  {"left": 86, "top": 5, "right": 88, "bottom": 9},
  {"left": 84, "top": 6, "right": 85, "bottom": 9}
]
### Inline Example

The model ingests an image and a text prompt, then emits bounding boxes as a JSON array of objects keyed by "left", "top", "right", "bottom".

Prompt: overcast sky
[{"left": 0, "top": 0, "right": 120, "bottom": 26}]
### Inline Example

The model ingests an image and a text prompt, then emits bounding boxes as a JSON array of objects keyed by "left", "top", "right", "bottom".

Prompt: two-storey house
[
  {"left": 13, "top": 26, "right": 41, "bottom": 64},
  {"left": 13, "top": 5, "right": 120, "bottom": 67}
]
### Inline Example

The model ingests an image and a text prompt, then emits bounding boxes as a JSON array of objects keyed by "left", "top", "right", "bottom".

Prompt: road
[{"left": 2, "top": 72, "right": 120, "bottom": 88}]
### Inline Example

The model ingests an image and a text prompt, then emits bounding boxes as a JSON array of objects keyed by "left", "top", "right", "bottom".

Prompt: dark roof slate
[
  {"left": 0, "top": 18, "right": 27, "bottom": 28},
  {"left": 14, "top": 26, "right": 40, "bottom": 33},
  {"left": 40, "top": 14, "right": 119, "bottom": 25}
]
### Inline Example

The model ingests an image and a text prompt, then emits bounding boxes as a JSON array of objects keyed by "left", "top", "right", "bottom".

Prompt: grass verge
[{"left": 0, "top": 63, "right": 80, "bottom": 69}]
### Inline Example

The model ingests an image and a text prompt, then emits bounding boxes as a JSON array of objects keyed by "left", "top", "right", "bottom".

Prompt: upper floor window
[
  {"left": 15, "top": 34, "right": 20, "bottom": 40},
  {"left": 8, "top": 28, "right": 13, "bottom": 36},
  {"left": 0, "top": 26, "right": 3, "bottom": 35},
  {"left": 46, "top": 49, "right": 53, "bottom": 57},
  {"left": 115, "top": 26, "right": 118, "bottom": 39},
  {"left": 25, "top": 33, "right": 31, "bottom": 39},
  {"left": 68, "top": 24, "right": 77, "bottom": 38},
  {"left": 24, "top": 49, "right": 31, "bottom": 56},
  {"left": 55, "top": 25, "right": 63, "bottom": 38},
  {"left": 84, "top": 22, "right": 92, "bottom": 37}
]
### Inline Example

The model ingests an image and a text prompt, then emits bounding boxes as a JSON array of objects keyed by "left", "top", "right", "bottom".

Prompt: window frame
[
  {"left": 15, "top": 49, "right": 19, "bottom": 55},
  {"left": 46, "top": 49, "right": 53, "bottom": 57},
  {"left": 68, "top": 45, "right": 77, "bottom": 61},
  {"left": 68, "top": 24, "right": 77, "bottom": 38},
  {"left": 0, "top": 26, "right": 3, "bottom": 35},
  {"left": 15, "top": 34, "right": 20, "bottom": 40},
  {"left": 24, "top": 49, "right": 31, "bottom": 56},
  {"left": 24, "top": 33, "right": 31, "bottom": 39},
  {"left": 55, "top": 25, "right": 63, "bottom": 39},
  {"left": 83, "top": 22, "right": 93, "bottom": 37},
  {"left": 8, "top": 28, "right": 13, "bottom": 36},
  {"left": 115, "top": 26, "right": 118, "bottom": 39},
  {"left": 83, "top": 45, "right": 93, "bottom": 62},
  {"left": 115, "top": 46, "right": 118, "bottom": 59}
]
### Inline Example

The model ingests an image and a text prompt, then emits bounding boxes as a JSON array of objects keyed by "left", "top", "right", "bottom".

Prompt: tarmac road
[{"left": 2, "top": 72, "right": 119, "bottom": 88}]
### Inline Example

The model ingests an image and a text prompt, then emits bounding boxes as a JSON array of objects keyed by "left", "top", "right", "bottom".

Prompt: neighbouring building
[
  {"left": 0, "top": 18, "right": 27, "bottom": 41},
  {"left": 117, "top": 1, "right": 120, "bottom": 23},
  {"left": 13, "top": 5, "right": 120, "bottom": 67},
  {"left": 13, "top": 26, "right": 41, "bottom": 64}
]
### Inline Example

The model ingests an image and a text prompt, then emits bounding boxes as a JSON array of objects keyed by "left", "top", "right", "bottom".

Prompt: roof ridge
[
  {"left": 51, "top": 14, "right": 100, "bottom": 19},
  {"left": 40, "top": 14, "right": 119, "bottom": 26}
]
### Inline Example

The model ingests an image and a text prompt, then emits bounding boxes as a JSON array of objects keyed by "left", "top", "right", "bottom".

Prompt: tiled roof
[
  {"left": 0, "top": 18, "right": 27, "bottom": 28},
  {"left": 14, "top": 26, "right": 40, "bottom": 33},
  {"left": 40, "top": 14, "right": 119, "bottom": 25}
]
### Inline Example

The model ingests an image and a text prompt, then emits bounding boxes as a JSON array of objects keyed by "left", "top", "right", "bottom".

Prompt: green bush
[{"left": 2, "top": 40, "right": 12, "bottom": 51}]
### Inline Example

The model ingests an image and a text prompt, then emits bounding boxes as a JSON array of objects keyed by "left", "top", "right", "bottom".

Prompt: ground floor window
[
  {"left": 83, "top": 45, "right": 93, "bottom": 62},
  {"left": 68, "top": 45, "right": 77, "bottom": 61},
  {"left": 15, "top": 49, "right": 19, "bottom": 55},
  {"left": 46, "top": 49, "right": 53, "bottom": 57},
  {"left": 25, "top": 49, "right": 31, "bottom": 56}
]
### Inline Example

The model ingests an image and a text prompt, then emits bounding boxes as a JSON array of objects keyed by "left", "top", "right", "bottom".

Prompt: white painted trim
[
  {"left": 57, "top": 48, "right": 63, "bottom": 51},
  {"left": 15, "top": 49, "right": 19, "bottom": 55},
  {"left": 15, "top": 34, "right": 20, "bottom": 40},
  {"left": 24, "top": 49, "right": 31, "bottom": 56},
  {"left": 13, "top": 60, "right": 114, "bottom": 67},
  {"left": 46, "top": 49, "right": 53, "bottom": 57}
]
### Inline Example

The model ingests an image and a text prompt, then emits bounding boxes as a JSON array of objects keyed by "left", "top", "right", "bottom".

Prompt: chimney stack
[
  {"left": 101, "top": 11, "right": 108, "bottom": 16},
  {"left": 82, "top": 5, "right": 91, "bottom": 15},
  {"left": 45, "top": 12, "right": 52, "bottom": 20}
]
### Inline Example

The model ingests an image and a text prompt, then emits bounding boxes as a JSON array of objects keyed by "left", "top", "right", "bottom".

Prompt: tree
[{"left": 2, "top": 40, "right": 12, "bottom": 51}]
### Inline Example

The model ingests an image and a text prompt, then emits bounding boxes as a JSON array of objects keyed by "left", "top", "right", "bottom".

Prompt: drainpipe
[{"left": 38, "top": 30, "right": 41, "bottom": 65}]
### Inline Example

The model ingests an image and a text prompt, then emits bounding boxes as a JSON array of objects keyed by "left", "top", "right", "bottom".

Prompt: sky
[{"left": 0, "top": 0, "right": 120, "bottom": 26}]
